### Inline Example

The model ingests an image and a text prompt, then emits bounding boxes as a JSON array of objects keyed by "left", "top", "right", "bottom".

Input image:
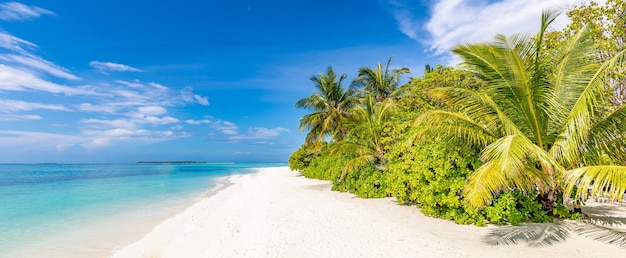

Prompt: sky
[{"left": 0, "top": 0, "right": 601, "bottom": 163}]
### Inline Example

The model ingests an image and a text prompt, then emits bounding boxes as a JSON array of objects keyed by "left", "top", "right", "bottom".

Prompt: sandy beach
[{"left": 111, "top": 167, "right": 626, "bottom": 257}]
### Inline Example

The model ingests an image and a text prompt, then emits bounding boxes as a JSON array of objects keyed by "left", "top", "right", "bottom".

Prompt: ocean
[{"left": 0, "top": 163, "right": 284, "bottom": 257}]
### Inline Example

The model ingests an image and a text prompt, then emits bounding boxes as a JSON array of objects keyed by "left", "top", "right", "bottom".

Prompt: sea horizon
[
  {"left": 0, "top": 163, "right": 286, "bottom": 257},
  {"left": 0, "top": 161, "right": 288, "bottom": 165}
]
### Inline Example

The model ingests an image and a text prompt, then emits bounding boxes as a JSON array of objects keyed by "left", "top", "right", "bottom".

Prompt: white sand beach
[{"left": 111, "top": 167, "right": 626, "bottom": 258}]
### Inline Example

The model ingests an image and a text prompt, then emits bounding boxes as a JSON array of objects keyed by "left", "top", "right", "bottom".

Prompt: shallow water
[{"left": 0, "top": 163, "right": 283, "bottom": 257}]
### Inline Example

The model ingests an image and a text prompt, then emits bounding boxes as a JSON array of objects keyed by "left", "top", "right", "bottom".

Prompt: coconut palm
[
  {"left": 412, "top": 10, "right": 626, "bottom": 210},
  {"left": 296, "top": 66, "right": 359, "bottom": 145},
  {"left": 333, "top": 94, "right": 395, "bottom": 181},
  {"left": 355, "top": 56, "right": 411, "bottom": 102}
]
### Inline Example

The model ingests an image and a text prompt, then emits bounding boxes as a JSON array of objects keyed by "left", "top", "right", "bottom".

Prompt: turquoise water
[{"left": 0, "top": 163, "right": 284, "bottom": 257}]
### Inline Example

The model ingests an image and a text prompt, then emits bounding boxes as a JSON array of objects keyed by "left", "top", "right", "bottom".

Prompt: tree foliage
[
  {"left": 332, "top": 95, "right": 395, "bottom": 181},
  {"left": 556, "top": 0, "right": 626, "bottom": 106},
  {"left": 295, "top": 66, "right": 359, "bottom": 145},
  {"left": 292, "top": 143, "right": 349, "bottom": 181},
  {"left": 413, "top": 10, "right": 626, "bottom": 210},
  {"left": 354, "top": 56, "right": 411, "bottom": 102},
  {"left": 387, "top": 136, "right": 485, "bottom": 225},
  {"left": 289, "top": 5, "right": 626, "bottom": 227}
]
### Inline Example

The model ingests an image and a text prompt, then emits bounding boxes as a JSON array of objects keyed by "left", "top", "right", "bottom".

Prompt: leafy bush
[
  {"left": 552, "top": 192, "right": 582, "bottom": 220},
  {"left": 483, "top": 190, "right": 551, "bottom": 225},
  {"left": 288, "top": 144, "right": 320, "bottom": 171},
  {"left": 386, "top": 137, "right": 485, "bottom": 225},
  {"left": 296, "top": 143, "right": 349, "bottom": 181},
  {"left": 332, "top": 165, "right": 389, "bottom": 198}
]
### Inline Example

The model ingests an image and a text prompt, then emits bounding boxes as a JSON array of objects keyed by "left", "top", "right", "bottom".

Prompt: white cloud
[
  {"left": 0, "top": 130, "right": 85, "bottom": 152},
  {"left": 78, "top": 103, "right": 118, "bottom": 114},
  {"left": 0, "top": 114, "right": 41, "bottom": 121},
  {"left": 137, "top": 105, "right": 167, "bottom": 116},
  {"left": 89, "top": 61, "right": 143, "bottom": 72},
  {"left": 0, "top": 31, "right": 36, "bottom": 53},
  {"left": 141, "top": 116, "right": 179, "bottom": 125},
  {"left": 0, "top": 99, "right": 70, "bottom": 112},
  {"left": 207, "top": 120, "right": 289, "bottom": 141},
  {"left": 0, "top": 54, "right": 79, "bottom": 80},
  {"left": 384, "top": 0, "right": 608, "bottom": 64},
  {"left": 211, "top": 121, "right": 239, "bottom": 135},
  {"left": 148, "top": 82, "right": 168, "bottom": 90},
  {"left": 115, "top": 79, "right": 144, "bottom": 88},
  {"left": 0, "top": 64, "right": 94, "bottom": 95},
  {"left": 81, "top": 115, "right": 179, "bottom": 137},
  {"left": 0, "top": 2, "right": 54, "bottom": 21},
  {"left": 186, "top": 119, "right": 211, "bottom": 125},
  {"left": 194, "top": 94, "right": 209, "bottom": 105},
  {"left": 0, "top": 26, "right": 215, "bottom": 155},
  {"left": 108, "top": 80, "right": 208, "bottom": 108},
  {"left": 78, "top": 126, "right": 184, "bottom": 148},
  {"left": 181, "top": 87, "right": 209, "bottom": 106},
  {"left": 83, "top": 137, "right": 111, "bottom": 148},
  {"left": 81, "top": 118, "right": 137, "bottom": 129},
  {"left": 228, "top": 127, "right": 289, "bottom": 140},
  {"left": 55, "top": 143, "right": 74, "bottom": 152},
  {"left": 426, "top": 0, "right": 571, "bottom": 55}
]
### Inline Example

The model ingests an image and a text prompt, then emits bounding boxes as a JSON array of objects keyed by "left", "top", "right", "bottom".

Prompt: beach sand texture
[{"left": 111, "top": 167, "right": 626, "bottom": 257}]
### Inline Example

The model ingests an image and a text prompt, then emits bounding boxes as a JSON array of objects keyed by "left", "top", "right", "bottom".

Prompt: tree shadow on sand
[{"left": 481, "top": 203, "right": 626, "bottom": 249}]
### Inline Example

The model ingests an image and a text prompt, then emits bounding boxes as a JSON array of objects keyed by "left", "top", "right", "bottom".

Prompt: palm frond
[
  {"left": 338, "top": 154, "right": 377, "bottom": 181},
  {"left": 585, "top": 104, "right": 626, "bottom": 164},
  {"left": 453, "top": 37, "right": 549, "bottom": 144},
  {"left": 464, "top": 161, "right": 508, "bottom": 208},
  {"left": 563, "top": 165, "right": 626, "bottom": 202},
  {"left": 485, "top": 135, "right": 554, "bottom": 184},
  {"left": 465, "top": 134, "right": 557, "bottom": 208},
  {"left": 547, "top": 25, "right": 597, "bottom": 144},
  {"left": 355, "top": 56, "right": 410, "bottom": 101},
  {"left": 295, "top": 66, "right": 358, "bottom": 144},
  {"left": 426, "top": 86, "right": 523, "bottom": 136},
  {"left": 551, "top": 47, "right": 626, "bottom": 166},
  {"left": 412, "top": 110, "right": 497, "bottom": 147}
]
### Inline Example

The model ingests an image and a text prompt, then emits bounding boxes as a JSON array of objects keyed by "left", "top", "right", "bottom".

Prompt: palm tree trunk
[
  {"left": 375, "top": 149, "right": 386, "bottom": 171},
  {"left": 537, "top": 188, "right": 557, "bottom": 211}
]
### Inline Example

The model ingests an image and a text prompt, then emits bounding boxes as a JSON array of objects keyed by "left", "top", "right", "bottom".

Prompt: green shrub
[
  {"left": 552, "top": 192, "right": 583, "bottom": 219},
  {"left": 288, "top": 144, "right": 320, "bottom": 171},
  {"left": 297, "top": 144, "right": 349, "bottom": 181},
  {"left": 332, "top": 165, "right": 388, "bottom": 198},
  {"left": 483, "top": 190, "right": 551, "bottom": 225},
  {"left": 386, "top": 137, "right": 485, "bottom": 225}
]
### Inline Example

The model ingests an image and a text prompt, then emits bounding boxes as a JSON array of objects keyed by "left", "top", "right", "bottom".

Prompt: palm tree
[
  {"left": 412, "top": 10, "right": 626, "bottom": 211},
  {"left": 296, "top": 66, "right": 359, "bottom": 145},
  {"left": 355, "top": 56, "right": 411, "bottom": 102},
  {"left": 333, "top": 94, "right": 395, "bottom": 181}
]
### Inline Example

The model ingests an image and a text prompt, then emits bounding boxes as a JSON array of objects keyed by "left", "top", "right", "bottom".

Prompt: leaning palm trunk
[{"left": 412, "top": 10, "right": 626, "bottom": 211}]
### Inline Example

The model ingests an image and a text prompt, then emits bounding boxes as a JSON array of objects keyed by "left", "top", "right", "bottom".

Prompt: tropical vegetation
[
  {"left": 354, "top": 56, "right": 411, "bottom": 102},
  {"left": 290, "top": 2, "right": 626, "bottom": 226},
  {"left": 295, "top": 66, "right": 359, "bottom": 145}
]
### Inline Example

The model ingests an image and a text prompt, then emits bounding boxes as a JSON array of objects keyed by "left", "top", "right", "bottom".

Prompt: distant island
[{"left": 136, "top": 161, "right": 210, "bottom": 164}]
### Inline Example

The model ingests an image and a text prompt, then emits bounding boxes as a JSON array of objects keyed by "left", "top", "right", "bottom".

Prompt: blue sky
[{"left": 0, "top": 0, "right": 591, "bottom": 163}]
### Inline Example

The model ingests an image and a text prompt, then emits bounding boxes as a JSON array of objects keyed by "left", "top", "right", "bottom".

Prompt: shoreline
[
  {"left": 102, "top": 174, "right": 239, "bottom": 257},
  {"left": 1, "top": 169, "right": 242, "bottom": 258},
  {"left": 111, "top": 166, "right": 626, "bottom": 257}
]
